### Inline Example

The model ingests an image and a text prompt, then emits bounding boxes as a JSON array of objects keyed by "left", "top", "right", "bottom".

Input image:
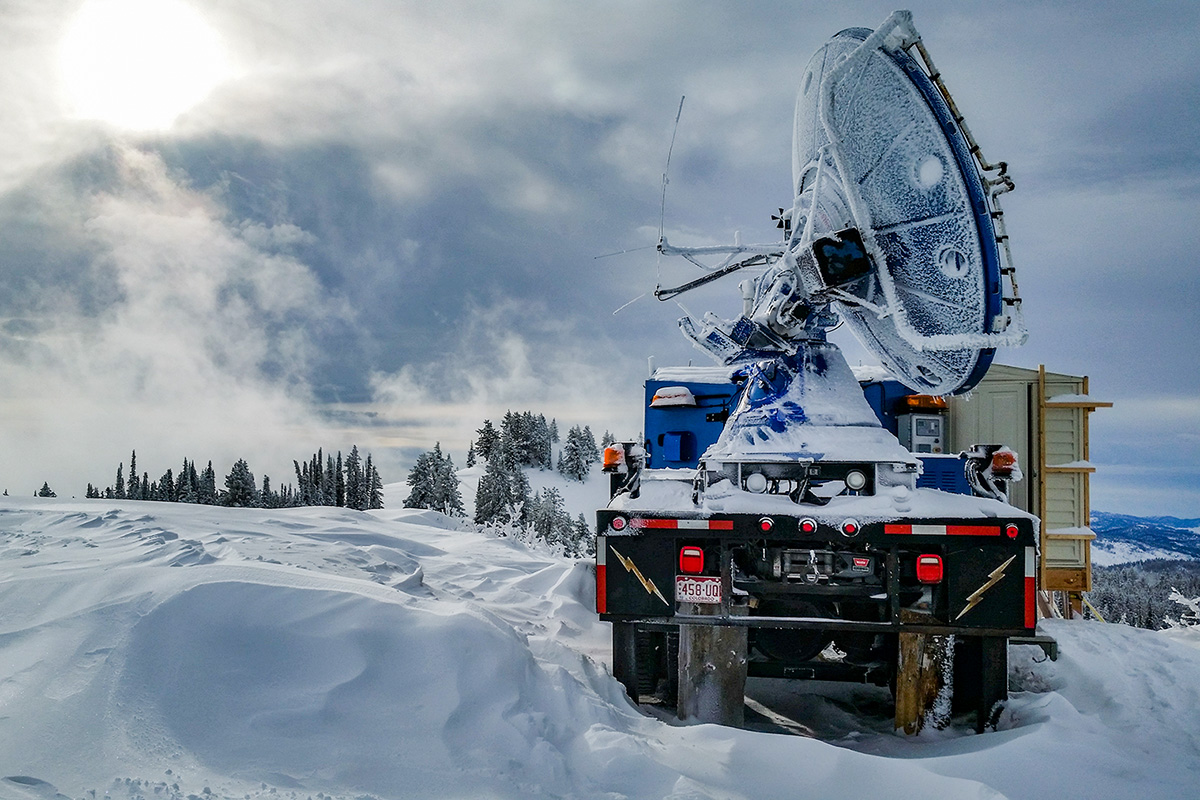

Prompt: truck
[
  {"left": 597, "top": 358, "right": 1037, "bottom": 733},
  {"left": 594, "top": 12, "right": 1037, "bottom": 734}
]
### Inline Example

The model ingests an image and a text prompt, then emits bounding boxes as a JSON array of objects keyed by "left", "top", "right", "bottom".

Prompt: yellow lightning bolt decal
[
  {"left": 609, "top": 545, "right": 670, "bottom": 606},
  {"left": 954, "top": 554, "right": 1016, "bottom": 621}
]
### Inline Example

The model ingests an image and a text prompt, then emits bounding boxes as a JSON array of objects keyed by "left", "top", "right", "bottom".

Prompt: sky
[{"left": 0, "top": 0, "right": 1197, "bottom": 516}]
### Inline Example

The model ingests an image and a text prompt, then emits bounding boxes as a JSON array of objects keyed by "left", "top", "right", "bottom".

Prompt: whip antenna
[{"left": 659, "top": 95, "right": 685, "bottom": 244}]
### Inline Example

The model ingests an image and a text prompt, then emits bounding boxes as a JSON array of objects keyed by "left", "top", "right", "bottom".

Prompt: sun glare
[{"left": 58, "top": 0, "right": 233, "bottom": 131}]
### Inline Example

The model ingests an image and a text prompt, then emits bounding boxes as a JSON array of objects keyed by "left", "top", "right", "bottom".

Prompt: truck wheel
[
  {"left": 614, "top": 624, "right": 679, "bottom": 707},
  {"left": 751, "top": 599, "right": 829, "bottom": 662}
]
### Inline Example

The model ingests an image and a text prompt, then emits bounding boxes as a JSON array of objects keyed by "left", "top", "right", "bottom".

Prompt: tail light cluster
[
  {"left": 679, "top": 545, "right": 705, "bottom": 574},
  {"left": 916, "top": 553, "right": 944, "bottom": 584}
]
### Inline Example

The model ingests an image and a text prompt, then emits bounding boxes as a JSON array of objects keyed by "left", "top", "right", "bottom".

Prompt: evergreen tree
[
  {"left": 199, "top": 461, "right": 218, "bottom": 505},
  {"left": 345, "top": 445, "right": 366, "bottom": 510},
  {"left": 322, "top": 452, "right": 337, "bottom": 506},
  {"left": 114, "top": 463, "right": 125, "bottom": 500},
  {"left": 223, "top": 459, "right": 257, "bottom": 507},
  {"left": 86, "top": 483, "right": 98, "bottom": 499},
  {"left": 558, "top": 426, "right": 592, "bottom": 482},
  {"left": 260, "top": 475, "right": 277, "bottom": 509},
  {"left": 534, "top": 414, "right": 553, "bottom": 469},
  {"left": 466, "top": 441, "right": 476, "bottom": 468},
  {"left": 573, "top": 514, "right": 595, "bottom": 557},
  {"left": 37, "top": 481, "right": 56, "bottom": 498},
  {"left": 601, "top": 430, "right": 616, "bottom": 448},
  {"left": 366, "top": 454, "right": 385, "bottom": 510},
  {"left": 475, "top": 420, "right": 500, "bottom": 461},
  {"left": 178, "top": 459, "right": 198, "bottom": 503},
  {"left": 158, "top": 468, "right": 175, "bottom": 502},
  {"left": 581, "top": 426, "right": 600, "bottom": 463},
  {"left": 335, "top": 451, "right": 345, "bottom": 507},
  {"left": 529, "top": 486, "right": 569, "bottom": 546},
  {"left": 474, "top": 452, "right": 529, "bottom": 527},
  {"left": 405, "top": 443, "right": 462, "bottom": 515},
  {"left": 128, "top": 451, "right": 139, "bottom": 500}
]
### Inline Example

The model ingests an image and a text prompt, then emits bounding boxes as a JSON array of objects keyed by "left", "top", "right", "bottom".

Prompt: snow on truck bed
[{"left": 1, "top": 493, "right": 1199, "bottom": 800}]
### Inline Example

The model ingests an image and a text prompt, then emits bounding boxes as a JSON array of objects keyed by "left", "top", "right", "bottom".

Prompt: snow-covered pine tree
[
  {"left": 558, "top": 426, "right": 590, "bottom": 482},
  {"left": 345, "top": 445, "right": 367, "bottom": 510},
  {"left": 404, "top": 447, "right": 437, "bottom": 510},
  {"left": 223, "top": 459, "right": 257, "bottom": 507},
  {"left": 466, "top": 441, "right": 476, "bottom": 468},
  {"left": 178, "top": 459, "right": 198, "bottom": 503},
  {"left": 336, "top": 451, "right": 345, "bottom": 507},
  {"left": 474, "top": 456, "right": 510, "bottom": 526},
  {"left": 199, "top": 461, "right": 218, "bottom": 505},
  {"left": 37, "top": 482, "right": 56, "bottom": 498},
  {"left": 534, "top": 414, "right": 553, "bottom": 469},
  {"left": 114, "top": 463, "right": 125, "bottom": 500},
  {"left": 581, "top": 426, "right": 600, "bottom": 466},
  {"left": 158, "top": 468, "right": 175, "bottom": 502},
  {"left": 366, "top": 454, "right": 384, "bottom": 510},
  {"left": 474, "top": 450, "right": 529, "bottom": 527},
  {"left": 529, "top": 486, "right": 568, "bottom": 546},
  {"left": 323, "top": 453, "right": 338, "bottom": 506},
  {"left": 128, "top": 451, "right": 139, "bottom": 500},
  {"left": 573, "top": 514, "right": 595, "bottom": 557},
  {"left": 475, "top": 420, "right": 500, "bottom": 462}
]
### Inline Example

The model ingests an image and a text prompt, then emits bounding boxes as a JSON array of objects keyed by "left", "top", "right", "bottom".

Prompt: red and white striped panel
[
  {"left": 1025, "top": 545, "right": 1037, "bottom": 629},
  {"left": 884, "top": 523, "right": 1001, "bottom": 536},
  {"left": 595, "top": 535, "right": 607, "bottom": 614},
  {"left": 631, "top": 518, "right": 734, "bottom": 531}
]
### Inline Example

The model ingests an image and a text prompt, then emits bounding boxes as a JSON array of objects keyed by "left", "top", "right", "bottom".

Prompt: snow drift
[{"left": 1, "top": 493, "right": 1199, "bottom": 799}]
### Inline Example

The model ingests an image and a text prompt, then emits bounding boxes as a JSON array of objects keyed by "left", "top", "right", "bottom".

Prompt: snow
[
  {"left": 1090, "top": 540, "right": 1188, "bottom": 567},
  {"left": 704, "top": 342, "right": 917, "bottom": 466},
  {"left": 1047, "top": 393, "right": 1104, "bottom": 405},
  {"left": 3, "top": 493, "right": 1200, "bottom": 799},
  {"left": 1046, "top": 526, "right": 1097, "bottom": 540},
  {"left": 1047, "top": 460, "right": 1095, "bottom": 470},
  {"left": 612, "top": 474, "right": 1037, "bottom": 528}
]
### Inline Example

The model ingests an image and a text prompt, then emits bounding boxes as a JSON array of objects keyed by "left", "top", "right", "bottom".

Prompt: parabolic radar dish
[{"left": 788, "top": 11, "right": 1025, "bottom": 395}]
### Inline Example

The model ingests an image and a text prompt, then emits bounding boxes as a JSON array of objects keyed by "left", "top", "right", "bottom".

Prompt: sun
[{"left": 58, "top": 0, "right": 234, "bottom": 131}]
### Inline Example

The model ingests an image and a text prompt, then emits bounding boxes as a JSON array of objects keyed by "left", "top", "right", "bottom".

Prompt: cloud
[
  {"left": 365, "top": 297, "right": 645, "bottom": 464},
  {"left": 0, "top": 143, "right": 351, "bottom": 495}
]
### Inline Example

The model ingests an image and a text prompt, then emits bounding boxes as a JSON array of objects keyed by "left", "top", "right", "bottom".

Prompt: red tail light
[
  {"left": 841, "top": 519, "right": 860, "bottom": 537},
  {"left": 1006, "top": 523, "right": 1019, "bottom": 539},
  {"left": 799, "top": 518, "right": 818, "bottom": 534},
  {"left": 759, "top": 517, "right": 774, "bottom": 533},
  {"left": 916, "top": 554, "right": 944, "bottom": 584},
  {"left": 679, "top": 546, "right": 704, "bottom": 574}
]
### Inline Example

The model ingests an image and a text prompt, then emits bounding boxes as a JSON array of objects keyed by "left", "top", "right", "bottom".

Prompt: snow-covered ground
[{"left": 2, "top": 491, "right": 1200, "bottom": 800}]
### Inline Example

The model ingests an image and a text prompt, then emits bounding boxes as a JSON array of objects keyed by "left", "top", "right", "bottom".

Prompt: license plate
[{"left": 676, "top": 575, "right": 722, "bottom": 604}]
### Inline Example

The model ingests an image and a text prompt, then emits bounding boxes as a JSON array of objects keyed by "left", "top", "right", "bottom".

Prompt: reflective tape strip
[
  {"left": 1024, "top": 546, "right": 1037, "bottom": 628},
  {"left": 595, "top": 537, "right": 604, "bottom": 614},
  {"left": 595, "top": 536, "right": 606, "bottom": 613},
  {"left": 633, "top": 518, "right": 734, "bottom": 530},
  {"left": 885, "top": 524, "right": 1001, "bottom": 536},
  {"left": 596, "top": 564, "right": 607, "bottom": 613}
]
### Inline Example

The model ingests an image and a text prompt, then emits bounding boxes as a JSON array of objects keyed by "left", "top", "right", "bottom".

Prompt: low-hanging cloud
[{"left": 0, "top": 143, "right": 351, "bottom": 496}]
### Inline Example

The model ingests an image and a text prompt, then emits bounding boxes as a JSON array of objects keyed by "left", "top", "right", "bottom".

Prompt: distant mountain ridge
[{"left": 1090, "top": 511, "right": 1200, "bottom": 564}]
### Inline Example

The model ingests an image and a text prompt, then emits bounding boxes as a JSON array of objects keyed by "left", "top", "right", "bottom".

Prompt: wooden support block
[
  {"left": 895, "top": 610, "right": 952, "bottom": 734},
  {"left": 677, "top": 603, "right": 748, "bottom": 726}
]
